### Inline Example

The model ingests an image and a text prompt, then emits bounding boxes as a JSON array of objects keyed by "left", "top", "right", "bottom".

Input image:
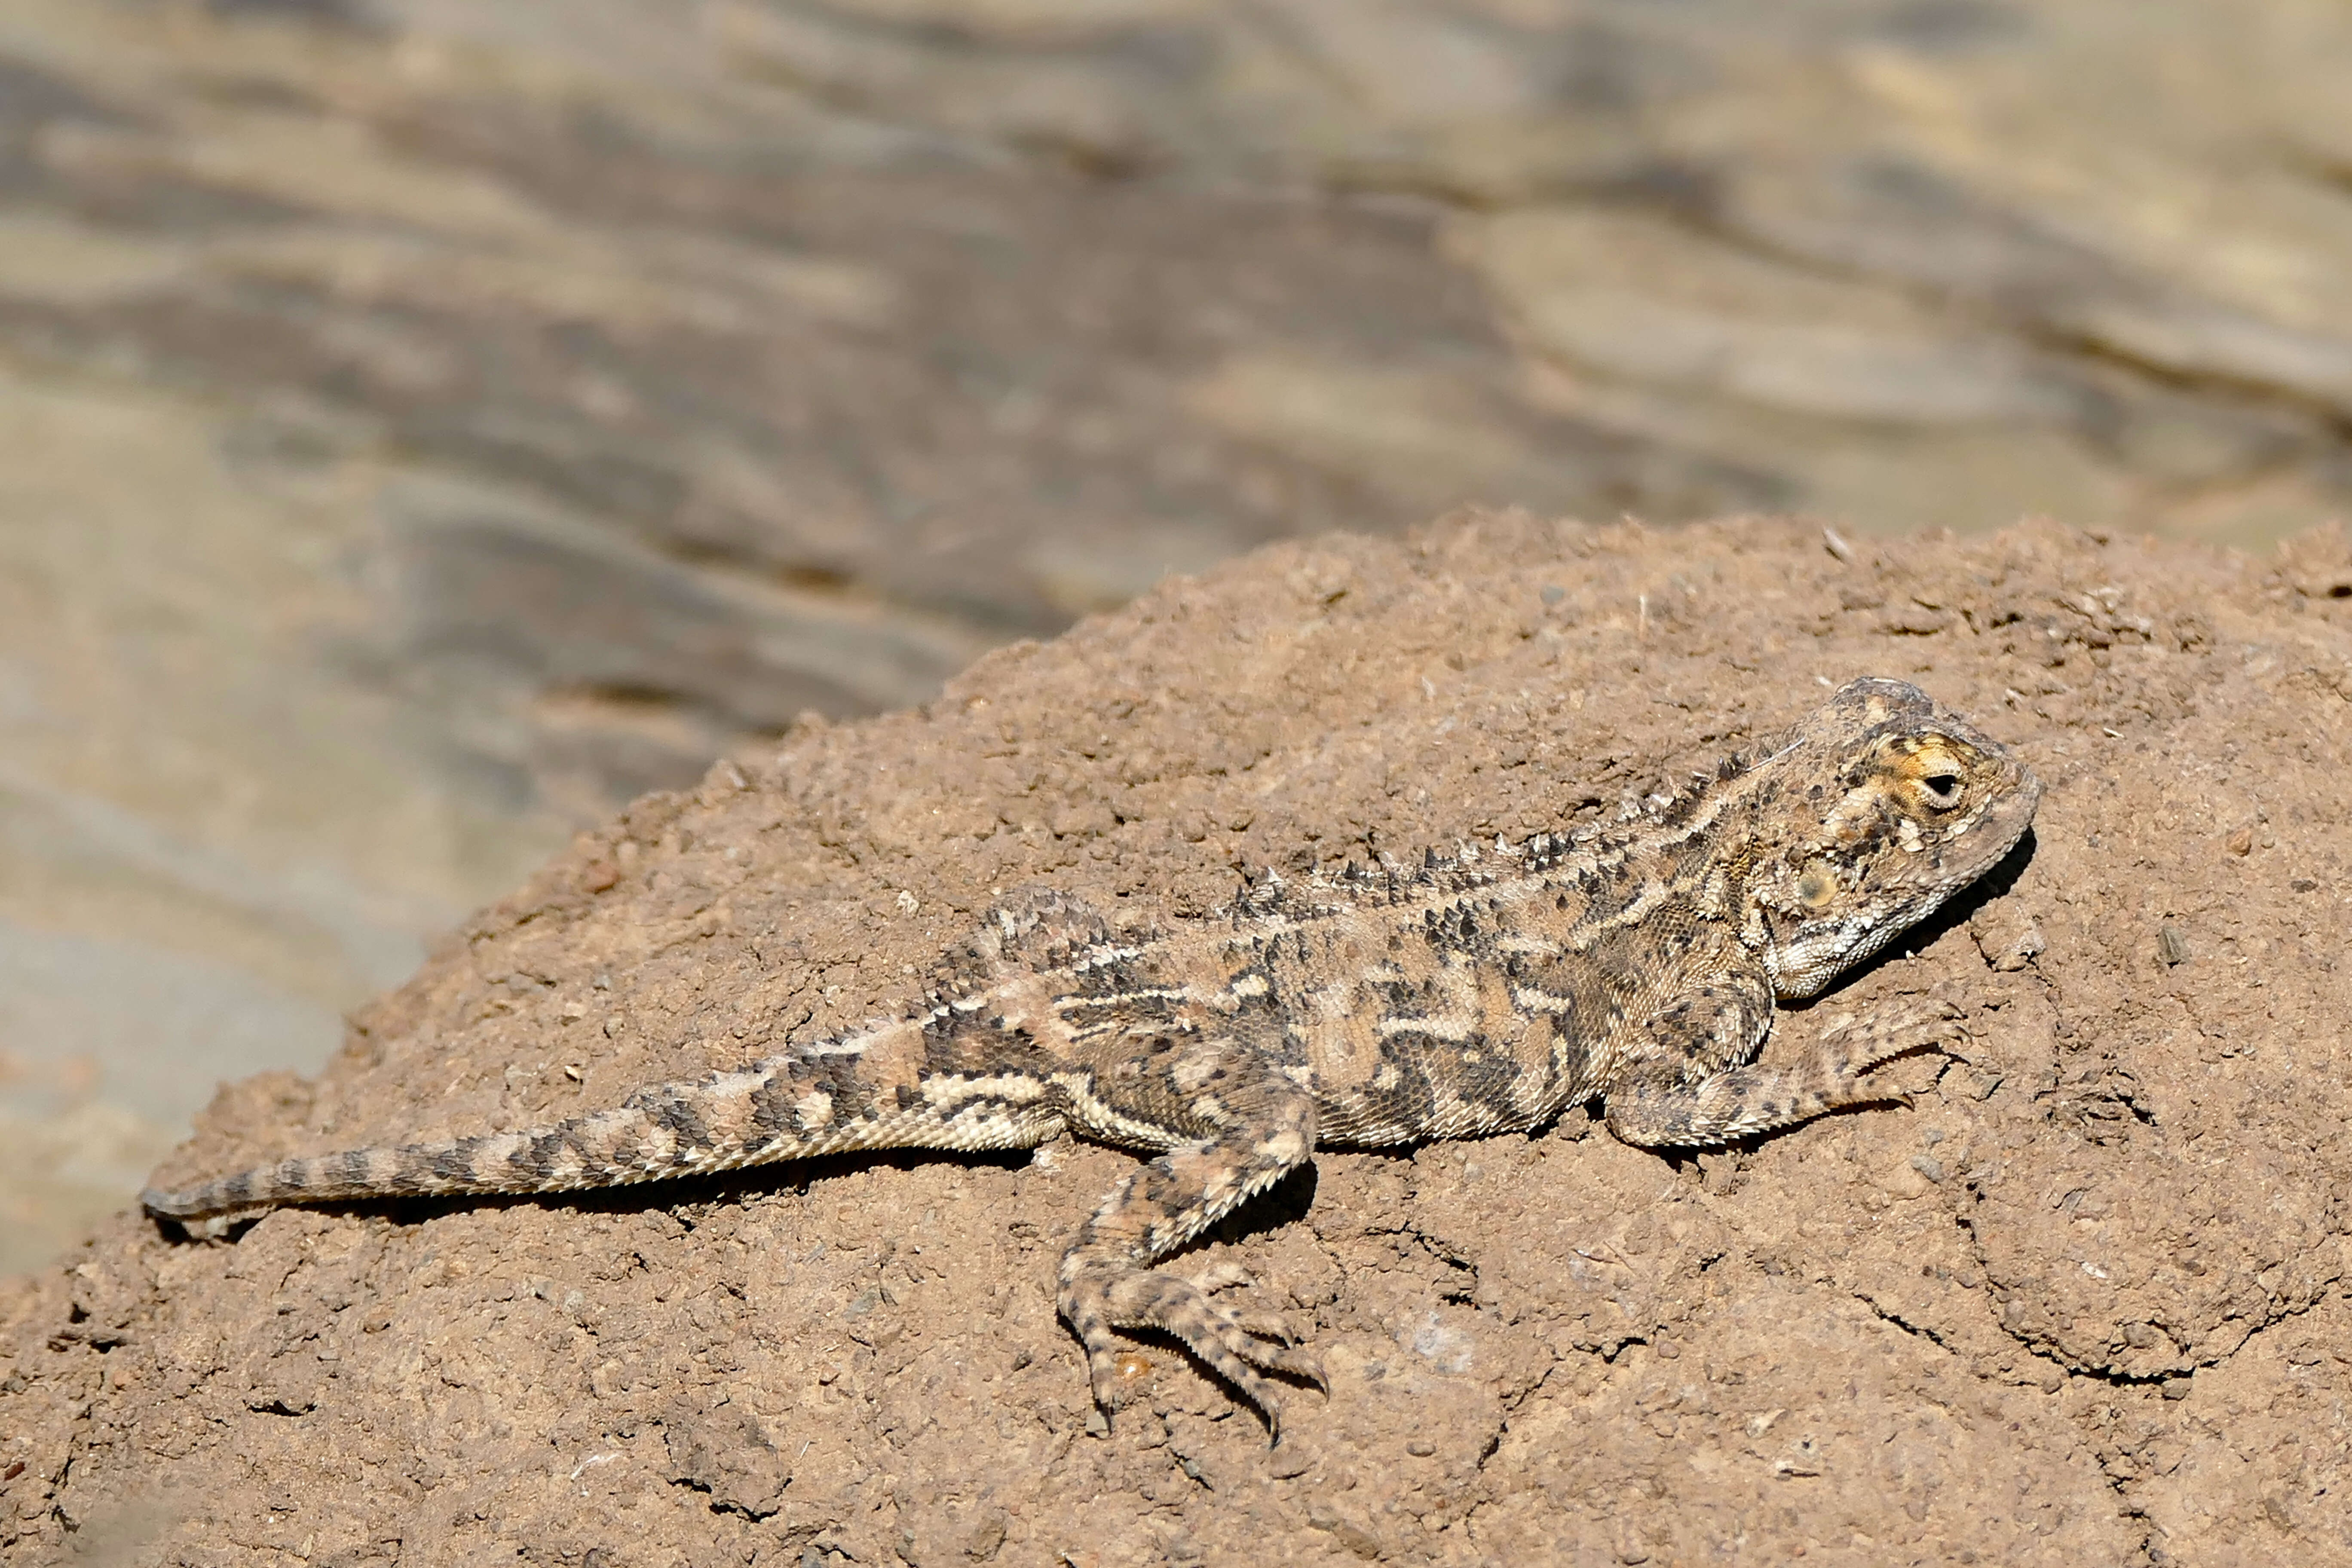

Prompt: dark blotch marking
[
  {"left": 1365, "top": 1042, "right": 1441, "bottom": 1133},
  {"left": 747, "top": 1068, "right": 799, "bottom": 1138},
  {"left": 643, "top": 1090, "right": 714, "bottom": 1152},
  {"left": 1449, "top": 1046, "right": 1519, "bottom": 1112}
]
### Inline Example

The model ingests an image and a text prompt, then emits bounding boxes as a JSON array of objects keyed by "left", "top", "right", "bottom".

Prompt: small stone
[
  {"left": 965, "top": 1514, "right": 1008, "bottom": 1560},
  {"left": 1957, "top": 1066, "right": 2004, "bottom": 1101},
  {"left": 2157, "top": 925, "right": 2191, "bottom": 966},
  {"left": 1994, "top": 920, "right": 2046, "bottom": 971},
  {"left": 1268, "top": 1443, "right": 1314, "bottom": 1479}
]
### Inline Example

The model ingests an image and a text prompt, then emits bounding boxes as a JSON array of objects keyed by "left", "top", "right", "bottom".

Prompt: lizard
[{"left": 142, "top": 676, "right": 2040, "bottom": 1435}]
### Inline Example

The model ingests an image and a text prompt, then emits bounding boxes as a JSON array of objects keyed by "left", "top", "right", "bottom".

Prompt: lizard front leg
[
  {"left": 1054, "top": 1023, "right": 1324, "bottom": 1435},
  {"left": 1604, "top": 977, "right": 1957, "bottom": 1148}
]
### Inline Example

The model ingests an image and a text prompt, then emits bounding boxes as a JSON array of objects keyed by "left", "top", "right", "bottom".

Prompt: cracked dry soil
[{"left": 6, "top": 512, "right": 2352, "bottom": 1566}]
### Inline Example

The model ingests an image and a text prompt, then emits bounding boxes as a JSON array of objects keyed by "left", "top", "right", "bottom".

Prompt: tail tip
[{"left": 139, "top": 1188, "right": 251, "bottom": 1240}]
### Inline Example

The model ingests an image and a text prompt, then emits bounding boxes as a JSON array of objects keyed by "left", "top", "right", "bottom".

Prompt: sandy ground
[{"left": 4, "top": 512, "right": 2349, "bottom": 1565}]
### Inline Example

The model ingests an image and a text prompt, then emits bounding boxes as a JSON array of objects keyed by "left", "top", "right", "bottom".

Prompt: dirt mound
[{"left": 6, "top": 512, "right": 2351, "bottom": 1565}]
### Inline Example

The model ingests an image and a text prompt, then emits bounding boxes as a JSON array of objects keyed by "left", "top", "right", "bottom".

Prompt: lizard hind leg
[{"left": 1055, "top": 1028, "right": 1324, "bottom": 1437}]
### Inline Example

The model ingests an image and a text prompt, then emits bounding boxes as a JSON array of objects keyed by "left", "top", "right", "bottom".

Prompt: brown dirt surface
[{"left": 6, "top": 511, "right": 2352, "bottom": 1566}]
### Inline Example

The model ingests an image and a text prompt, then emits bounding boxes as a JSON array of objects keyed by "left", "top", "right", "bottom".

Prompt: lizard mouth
[{"left": 1965, "top": 760, "right": 2043, "bottom": 867}]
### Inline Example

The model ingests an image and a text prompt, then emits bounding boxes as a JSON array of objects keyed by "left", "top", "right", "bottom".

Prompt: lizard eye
[{"left": 1919, "top": 772, "right": 1963, "bottom": 810}]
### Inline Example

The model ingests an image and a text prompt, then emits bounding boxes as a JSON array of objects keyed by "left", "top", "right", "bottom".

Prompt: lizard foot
[
  {"left": 1813, "top": 996, "right": 1965, "bottom": 1086},
  {"left": 1061, "top": 1261, "right": 1325, "bottom": 1438}
]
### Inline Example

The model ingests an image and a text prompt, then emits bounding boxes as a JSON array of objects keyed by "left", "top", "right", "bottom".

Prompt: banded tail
[{"left": 141, "top": 1014, "right": 1065, "bottom": 1236}]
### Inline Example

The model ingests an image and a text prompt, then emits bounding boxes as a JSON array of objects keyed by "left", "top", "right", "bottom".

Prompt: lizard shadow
[
  {"left": 319, "top": 1145, "right": 1334, "bottom": 1408},
  {"left": 320, "top": 1146, "right": 1039, "bottom": 1234},
  {"left": 1866, "top": 821, "right": 2039, "bottom": 975}
]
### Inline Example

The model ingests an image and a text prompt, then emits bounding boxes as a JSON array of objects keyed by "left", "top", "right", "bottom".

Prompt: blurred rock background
[{"left": 4, "top": 0, "right": 2349, "bottom": 1272}]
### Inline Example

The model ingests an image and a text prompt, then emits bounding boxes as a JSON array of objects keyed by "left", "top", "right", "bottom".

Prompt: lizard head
[{"left": 1744, "top": 678, "right": 2040, "bottom": 998}]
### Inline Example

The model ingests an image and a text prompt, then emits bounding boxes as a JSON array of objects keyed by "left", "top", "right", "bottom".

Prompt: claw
[
  {"left": 1252, "top": 1341, "right": 1327, "bottom": 1392},
  {"left": 1084, "top": 1345, "right": 1132, "bottom": 1415}
]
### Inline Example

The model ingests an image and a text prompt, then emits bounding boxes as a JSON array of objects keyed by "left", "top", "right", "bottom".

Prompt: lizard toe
[
  {"left": 1241, "top": 1337, "right": 1327, "bottom": 1392},
  {"left": 1228, "top": 1307, "right": 1299, "bottom": 1344},
  {"left": 1173, "top": 1294, "right": 1326, "bottom": 1416},
  {"left": 1190, "top": 1260, "right": 1255, "bottom": 1294},
  {"left": 1082, "top": 1343, "right": 1128, "bottom": 1412}
]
